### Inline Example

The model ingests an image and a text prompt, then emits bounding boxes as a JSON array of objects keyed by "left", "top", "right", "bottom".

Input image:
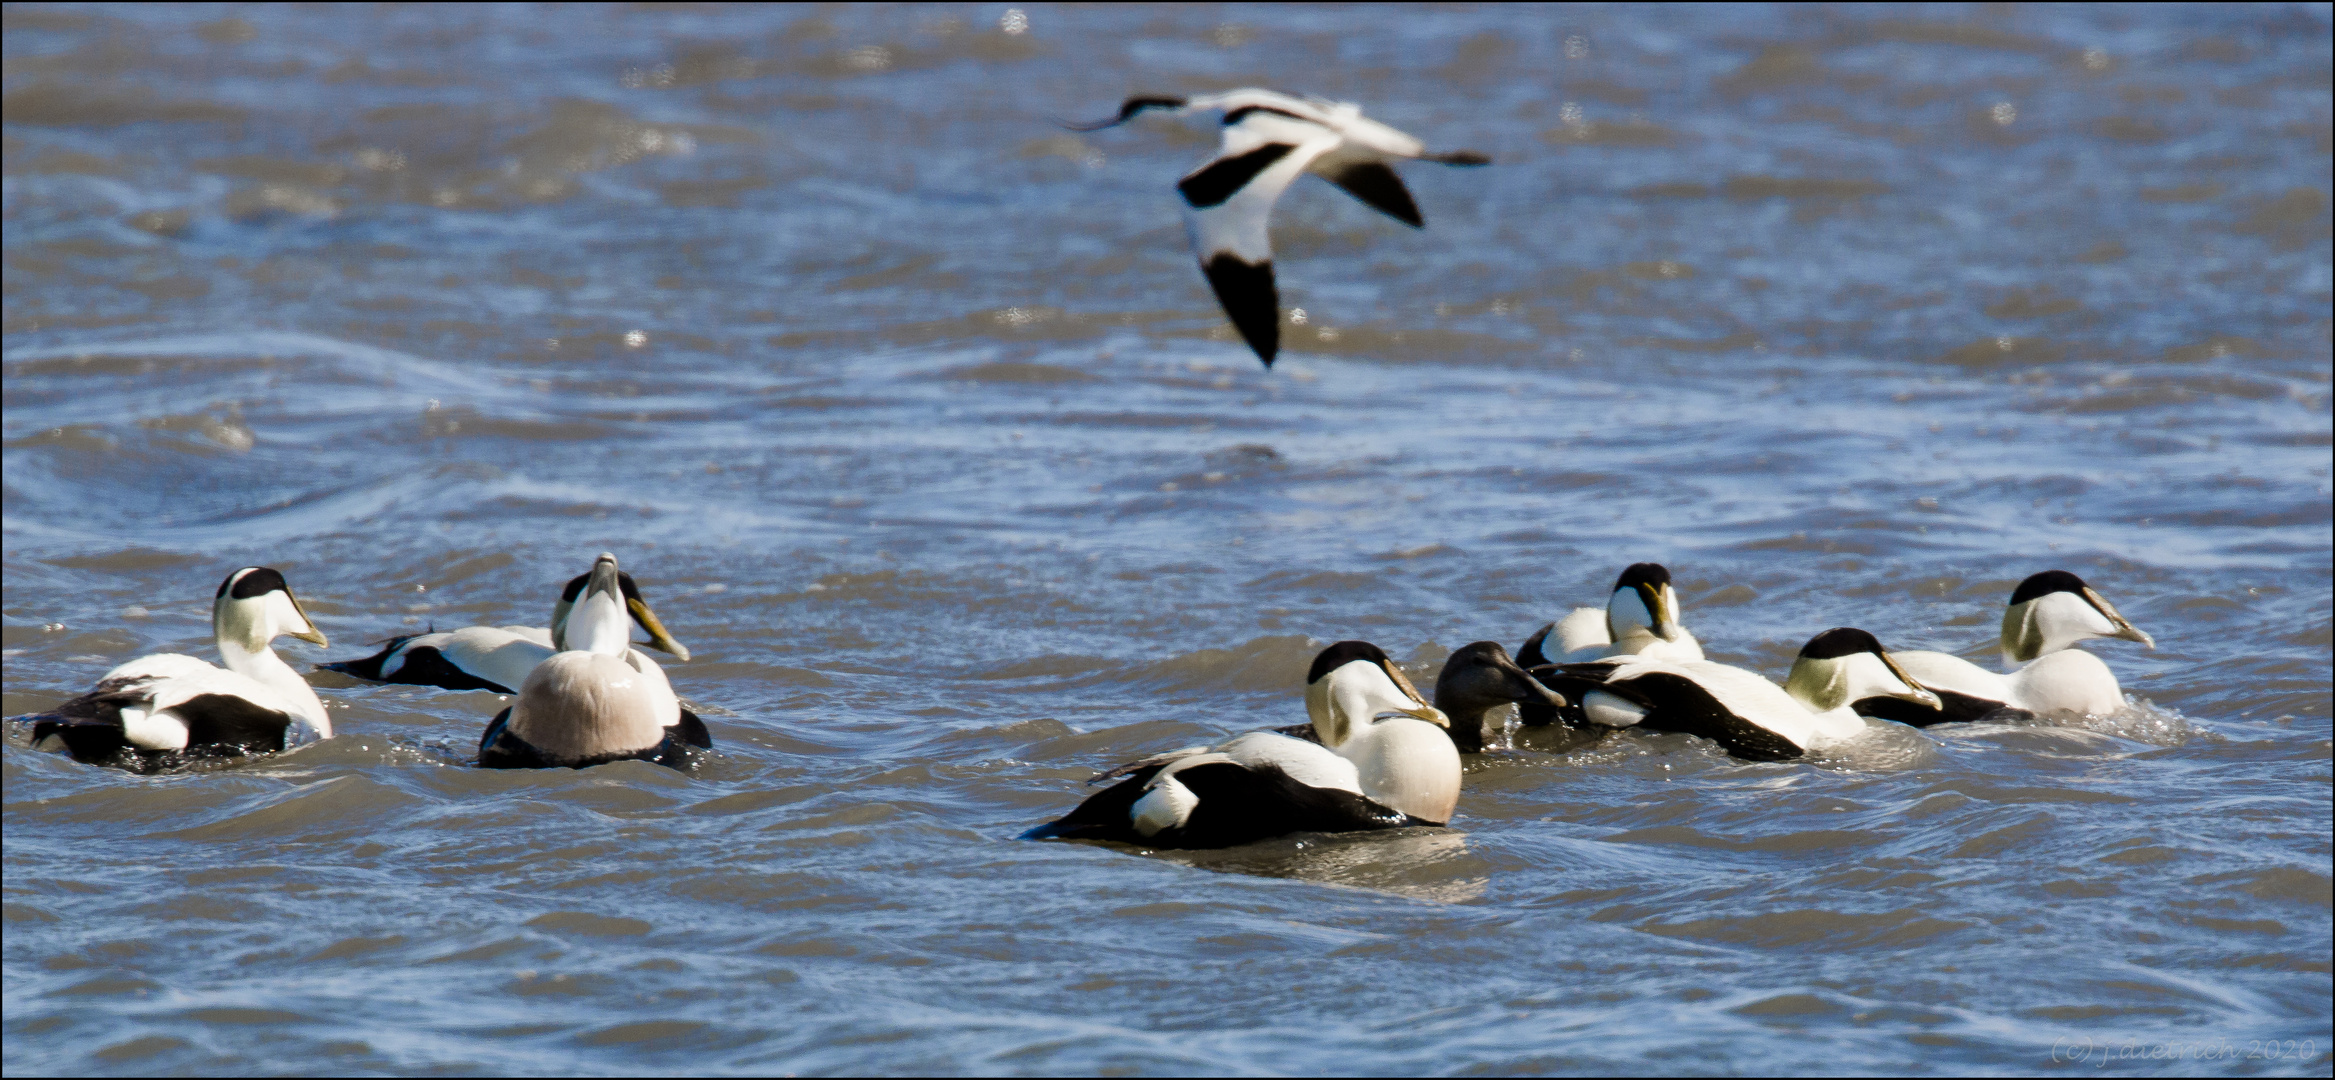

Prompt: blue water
[{"left": 4, "top": 3, "right": 2329, "bottom": 1074}]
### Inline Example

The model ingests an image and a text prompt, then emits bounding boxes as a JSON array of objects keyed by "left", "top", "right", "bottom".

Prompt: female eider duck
[
  {"left": 1430, "top": 641, "right": 1571, "bottom": 753},
  {"left": 1070, "top": 89, "right": 1489, "bottom": 367},
  {"left": 320, "top": 566, "right": 687, "bottom": 694},
  {"left": 1538, "top": 628, "right": 1939, "bottom": 762},
  {"left": 1513, "top": 562, "right": 1702, "bottom": 727},
  {"left": 1024, "top": 641, "right": 1468, "bottom": 849},
  {"left": 25, "top": 567, "right": 332, "bottom": 768},
  {"left": 476, "top": 554, "right": 709, "bottom": 770},
  {"left": 1856, "top": 570, "right": 2155, "bottom": 726}
]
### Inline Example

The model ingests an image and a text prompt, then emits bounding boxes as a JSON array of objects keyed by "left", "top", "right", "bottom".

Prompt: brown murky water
[{"left": 4, "top": 4, "right": 2330, "bottom": 1075}]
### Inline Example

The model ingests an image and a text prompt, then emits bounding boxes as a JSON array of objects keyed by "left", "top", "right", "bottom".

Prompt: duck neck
[
  {"left": 1782, "top": 659, "right": 1850, "bottom": 713},
  {"left": 218, "top": 637, "right": 330, "bottom": 731},
  {"left": 1430, "top": 689, "right": 1503, "bottom": 754}
]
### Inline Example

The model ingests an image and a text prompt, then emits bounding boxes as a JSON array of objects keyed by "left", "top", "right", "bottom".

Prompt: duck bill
[
  {"left": 1400, "top": 704, "right": 1451, "bottom": 729},
  {"left": 2083, "top": 587, "right": 2154, "bottom": 649},
  {"left": 1496, "top": 654, "right": 1569, "bottom": 708},
  {"left": 1879, "top": 651, "right": 1941, "bottom": 710},
  {"left": 627, "top": 597, "right": 690, "bottom": 661},
  {"left": 1639, "top": 584, "right": 1682, "bottom": 642},
  {"left": 284, "top": 588, "right": 329, "bottom": 647}
]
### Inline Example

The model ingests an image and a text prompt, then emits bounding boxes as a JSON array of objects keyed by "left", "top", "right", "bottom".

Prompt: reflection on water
[{"left": 4, "top": 3, "right": 2330, "bottom": 1076}]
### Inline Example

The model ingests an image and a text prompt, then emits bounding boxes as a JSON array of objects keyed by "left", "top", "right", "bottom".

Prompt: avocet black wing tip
[{"left": 1201, "top": 254, "right": 1279, "bottom": 368}]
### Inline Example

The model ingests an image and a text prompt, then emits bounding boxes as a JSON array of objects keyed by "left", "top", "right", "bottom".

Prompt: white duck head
[
  {"left": 549, "top": 559, "right": 689, "bottom": 659},
  {"left": 213, "top": 566, "right": 327, "bottom": 653},
  {"left": 1783, "top": 627, "right": 1941, "bottom": 714},
  {"left": 1999, "top": 570, "right": 2154, "bottom": 665},
  {"left": 1606, "top": 562, "right": 1686, "bottom": 645},
  {"left": 1303, "top": 640, "right": 1448, "bottom": 747}
]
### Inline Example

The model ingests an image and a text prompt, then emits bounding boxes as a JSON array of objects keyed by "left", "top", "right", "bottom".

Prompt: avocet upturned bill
[
  {"left": 24, "top": 567, "right": 332, "bottom": 769},
  {"left": 1071, "top": 89, "right": 1489, "bottom": 367},
  {"left": 1857, "top": 570, "right": 2155, "bottom": 724}
]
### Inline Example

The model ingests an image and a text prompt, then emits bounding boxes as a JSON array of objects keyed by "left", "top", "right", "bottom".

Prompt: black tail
[
  {"left": 315, "top": 636, "right": 415, "bottom": 681},
  {"left": 24, "top": 712, "right": 131, "bottom": 765}
]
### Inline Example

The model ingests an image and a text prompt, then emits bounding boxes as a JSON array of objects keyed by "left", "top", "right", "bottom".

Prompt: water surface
[{"left": 4, "top": 3, "right": 2330, "bottom": 1075}]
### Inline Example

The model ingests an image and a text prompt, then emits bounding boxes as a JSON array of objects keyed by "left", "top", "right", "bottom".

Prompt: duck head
[
  {"left": 213, "top": 566, "right": 327, "bottom": 652},
  {"left": 550, "top": 558, "right": 689, "bottom": 660},
  {"left": 2000, "top": 570, "right": 2153, "bottom": 665},
  {"left": 1784, "top": 627, "right": 1940, "bottom": 714},
  {"left": 1607, "top": 562, "right": 1686, "bottom": 646},
  {"left": 1303, "top": 640, "right": 1448, "bottom": 748},
  {"left": 1431, "top": 641, "right": 1567, "bottom": 753}
]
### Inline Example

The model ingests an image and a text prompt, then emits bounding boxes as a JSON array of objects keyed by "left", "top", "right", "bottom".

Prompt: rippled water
[{"left": 5, "top": 4, "right": 2331, "bottom": 1075}]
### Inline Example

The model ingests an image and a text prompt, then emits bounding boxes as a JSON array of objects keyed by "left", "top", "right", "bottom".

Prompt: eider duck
[
  {"left": 1070, "top": 89, "right": 1489, "bottom": 367},
  {"left": 1538, "top": 627, "right": 1939, "bottom": 762},
  {"left": 1431, "top": 641, "right": 1571, "bottom": 753},
  {"left": 1857, "top": 570, "right": 2155, "bottom": 725},
  {"left": 1024, "top": 640, "right": 1462, "bottom": 849},
  {"left": 476, "top": 554, "right": 710, "bottom": 770},
  {"left": 24, "top": 567, "right": 332, "bottom": 768},
  {"left": 320, "top": 566, "right": 687, "bottom": 694},
  {"left": 1514, "top": 562, "right": 1703, "bottom": 726}
]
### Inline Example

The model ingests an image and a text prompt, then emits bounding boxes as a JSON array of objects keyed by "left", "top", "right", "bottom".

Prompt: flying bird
[{"left": 1071, "top": 89, "right": 1489, "bottom": 367}]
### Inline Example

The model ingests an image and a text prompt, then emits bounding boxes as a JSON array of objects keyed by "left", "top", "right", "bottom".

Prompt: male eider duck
[
  {"left": 24, "top": 567, "right": 332, "bottom": 768},
  {"left": 320, "top": 566, "right": 687, "bottom": 694},
  {"left": 1539, "top": 628, "right": 1939, "bottom": 762},
  {"left": 1024, "top": 641, "right": 1465, "bottom": 849},
  {"left": 1070, "top": 89, "right": 1489, "bottom": 366},
  {"left": 1857, "top": 570, "right": 2155, "bottom": 725},
  {"left": 1513, "top": 562, "right": 1703, "bottom": 726},
  {"left": 476, "top": 554, "right": 710, "bottom": 770}
]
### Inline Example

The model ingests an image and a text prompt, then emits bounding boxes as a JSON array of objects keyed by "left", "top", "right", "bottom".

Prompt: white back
[
  {"left": 1554, "top": 606, "right": 1610, "bottom": 658},
  {"left": 1213, "top": 730, "right": 1361, "bottom": 793},
  {"left": 1184, "top": 125, "right": 1343, "bottom": 264},
  {"left": 1604, "top": 656, "right": 1830, "bottom": 751},
  {"left": 430, "top": 626, "right": 558, "bottom": 692}
]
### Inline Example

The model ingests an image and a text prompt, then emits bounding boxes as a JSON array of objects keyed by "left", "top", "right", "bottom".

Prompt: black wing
[
  {"left": 314, "top": 635, "right": 419, "bottom": 682},
  {"left": 477, "top": 707, "right": 548, "bottom": 769},
  {"left": 1178, "top": 143, "right": 1299, "bottom": 209},
  {"left": 1201, "top": 254, "right": 1279, "bottom": 367},
  {"left": 325, "top": 640, "right": 513, "bottom": 693},
  {"left": 1022, "top": 763, "right": 1168, "bottom": 842},
  {"left": 670, "top": 708, "right": 713, "bottom": 749},
  {"left": 1318, "top": 161, "right": 1422, "bottom": 227},
  {"left": 1513, "top": 622, "right": 1576, "bottom": 727},
  {"left": 1855, "top": 689, "right": 2026, "bottom": 728},
  {"left": 1570, "top": 669, "right": 1803, "bottom": 762}
]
